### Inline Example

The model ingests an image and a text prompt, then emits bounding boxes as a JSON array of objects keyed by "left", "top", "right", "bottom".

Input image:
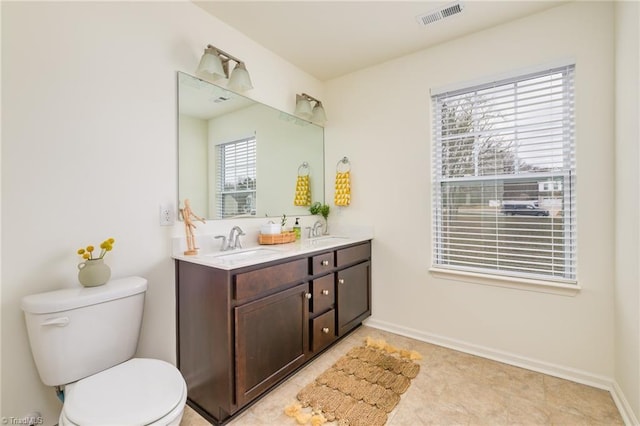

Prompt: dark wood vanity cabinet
[{"left": 176, "top": 240, "right": 371, "bottom": 425}]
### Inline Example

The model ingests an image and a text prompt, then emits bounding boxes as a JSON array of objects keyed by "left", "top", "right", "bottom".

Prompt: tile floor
[{"left": 180, "top": 326, "right": 624, "bottom": 425}]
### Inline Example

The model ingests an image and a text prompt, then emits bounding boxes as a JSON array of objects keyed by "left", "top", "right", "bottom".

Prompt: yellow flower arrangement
[{"left": 77, "top": 238, "right": 115, "bottom": 260}]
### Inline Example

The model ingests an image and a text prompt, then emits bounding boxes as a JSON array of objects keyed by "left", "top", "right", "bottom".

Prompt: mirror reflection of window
[
  {"left": 217, "top": 136, "right": 257, "bottom": 219},
  {"left": 177, "top": 72, "right": 324, "bottom": 220}
]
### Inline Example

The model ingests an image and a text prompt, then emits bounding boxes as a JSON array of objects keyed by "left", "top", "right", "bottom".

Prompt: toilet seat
[{"left": 62, "top": 358, "right": 186, "bottom": 426}]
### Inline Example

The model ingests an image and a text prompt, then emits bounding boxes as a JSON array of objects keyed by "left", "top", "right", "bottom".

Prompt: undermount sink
[
  {"left": 305, "top": 236, "right": 351, "bottom": 247},
  {"left": 204, "top": 247, "right": 282, "bottom": 263}
]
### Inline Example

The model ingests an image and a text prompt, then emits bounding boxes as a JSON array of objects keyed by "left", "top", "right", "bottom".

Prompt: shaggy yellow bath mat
[{"left": 285, "top": 337, "right": 422, "bottom": 426}]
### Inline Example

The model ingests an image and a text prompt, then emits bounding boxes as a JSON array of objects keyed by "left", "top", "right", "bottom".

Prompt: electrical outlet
[{"left": 159, "top": 203, "right": 175, "bottom": 226}]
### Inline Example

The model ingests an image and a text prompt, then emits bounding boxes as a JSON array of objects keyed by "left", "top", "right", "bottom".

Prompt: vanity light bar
[{"left": 197, "top": 44, "right": 253, "bottom": 92}]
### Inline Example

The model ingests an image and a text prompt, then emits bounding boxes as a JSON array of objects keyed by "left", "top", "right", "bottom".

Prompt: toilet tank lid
[{"left": 21, "top": 276, "right": 148, "bottom": 314}]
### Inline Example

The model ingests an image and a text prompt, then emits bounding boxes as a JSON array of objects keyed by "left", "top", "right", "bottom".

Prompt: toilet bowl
[
  {"left": 21, "top": 277, "right": 187, "bottom": 426},
  {"left": 59, "top": 358, "right": 187, "bottom": 426}
]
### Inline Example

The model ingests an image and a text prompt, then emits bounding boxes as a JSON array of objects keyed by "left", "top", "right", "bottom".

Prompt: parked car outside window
[{"left": 501, "top": 202, "right": 550, "bottom": 216}]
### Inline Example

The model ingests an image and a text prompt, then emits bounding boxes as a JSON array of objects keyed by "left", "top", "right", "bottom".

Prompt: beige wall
[
  {"left": 615, "top": 0, "right": 640, "bottom": 419},
  {"left": 325, "top": 0, "right": 616, "bottom": 385},
  {"left": 1, "top": 2, "right": 321, "bottom": 423}
]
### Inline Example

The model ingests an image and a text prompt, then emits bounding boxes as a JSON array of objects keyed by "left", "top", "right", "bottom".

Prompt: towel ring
[
  {"left": 298, "top": 162, "right": 310, "bottom": 176},
  {"left": 336, "top": 156, "right": 351, "bottom": 173}
]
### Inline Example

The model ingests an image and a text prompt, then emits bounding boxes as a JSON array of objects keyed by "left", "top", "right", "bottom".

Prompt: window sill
[{"left": 429, "top": 267, "right": 581, "bottom": 296}]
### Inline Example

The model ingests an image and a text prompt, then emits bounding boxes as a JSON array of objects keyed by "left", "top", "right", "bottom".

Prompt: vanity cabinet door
[
  {"left": 336, "top": 261, "right": 371, "bottom": 336},
  {"left": 234, "top": 283, "right": 309, "bottom": 407}
]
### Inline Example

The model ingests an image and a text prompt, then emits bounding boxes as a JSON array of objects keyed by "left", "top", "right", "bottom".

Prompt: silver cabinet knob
[
  {"left": 322, "top": 327, "right": 330, "bottom": 334},
  {"left": 322, "top": 289, "right": 329, "bottom": 295},
  {"left": 305, "top": 293, "right": 312, "bottom": 300},
  {"left": 321, "top": 260, "right": 329, "bottom": 266},
  {"left": 338, "top": 278, "right": 345, "bottom": 284}
]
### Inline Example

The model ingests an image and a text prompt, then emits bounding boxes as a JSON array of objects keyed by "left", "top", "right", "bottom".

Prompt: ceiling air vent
[{"left": 416, "top": 1, "right": 464, "bottom": 27}]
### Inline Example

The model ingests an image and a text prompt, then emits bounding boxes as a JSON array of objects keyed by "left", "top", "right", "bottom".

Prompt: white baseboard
[
  {"left": 611, "top": 381, "right": 640, "bottom": 426},
  {"left": 364, "top": 318, "right": 639, "bottom": 425}
]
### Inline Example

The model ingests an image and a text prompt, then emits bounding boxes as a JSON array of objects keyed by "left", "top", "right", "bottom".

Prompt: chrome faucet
[
  {"left": 214, "top": 226, "right": 245, "bottom": 251},
  {"left": 308, "top": 220, "right": 323, "bottom": 238},
  {"left": 214, "top": 235, "right": 228, "bottom": 251},
  {"left": 228, "top": 226, "right": 245, "bottom": 250}
]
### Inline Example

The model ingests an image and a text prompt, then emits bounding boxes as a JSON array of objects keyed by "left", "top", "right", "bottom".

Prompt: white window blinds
[
  {"left": 432, "top": 65, "right": 576, "bottom": 283},
  {"left": 216, "top": 136, "right": 257, "bottom": 219}
]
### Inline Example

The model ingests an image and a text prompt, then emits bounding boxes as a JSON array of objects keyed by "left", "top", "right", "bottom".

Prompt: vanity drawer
[
  {"left": 311, "top": 274, "right": 334, "bottom": 314},
  {"left": 311, "top": 252, "right": 334, "bottom": 275},
  {"left": 311, "top": 309, "right": 336, "bottom": 352},
  {"left": 336, "top": 242, "right": 371, "bottom": 268},
  {"left": 234, "top": 259, "right": 307, "bottom": 301}
]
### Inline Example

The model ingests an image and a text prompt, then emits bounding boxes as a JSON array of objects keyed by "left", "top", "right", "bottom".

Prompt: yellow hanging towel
[
  {"left": 334, "top": 171, "right": 351, "bottom": 206},
  {"left": 294, "top": 174, "right": 311, "bottom": 206}
]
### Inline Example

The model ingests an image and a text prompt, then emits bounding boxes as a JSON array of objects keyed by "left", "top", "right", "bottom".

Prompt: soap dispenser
[{"left": 293, "top": 218, "right": 301, "bottom": 240}]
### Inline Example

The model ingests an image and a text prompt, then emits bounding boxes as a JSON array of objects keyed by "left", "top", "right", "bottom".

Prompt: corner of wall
[{"left": 614, "top": 0, "right": 640, "bottom": 422}]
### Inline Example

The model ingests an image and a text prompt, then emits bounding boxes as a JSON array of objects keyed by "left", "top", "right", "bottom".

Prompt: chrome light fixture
[
  {"left": 196, "top": 46, "right": 226, "bottom": 81},
  {"left": 227, "top": 62, "right": 253, "bottom": 92},
  {"left": 196, "top": 44, "right": 253, "bottom": 92},
  {"left": 295, "top": 93, "right": 327, "bottom": 125},
  {"left": 311, "top": 101, "right": 327, "bottom": 124},
  {"left": 295, "top": 94, "right": 313, "bottom": 119}
]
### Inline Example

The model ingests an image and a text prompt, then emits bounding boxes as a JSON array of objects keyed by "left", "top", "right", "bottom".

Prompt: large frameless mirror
[{"left": 178, "top": 72, "right": 324, "bottom": 220}]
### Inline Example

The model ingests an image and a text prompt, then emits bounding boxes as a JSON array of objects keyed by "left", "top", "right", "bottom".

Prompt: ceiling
[
  {"left": 179, "top": 72, "right": 255, "bottom": 119},
  {"left": 194, "top": 1, "right": 567, "bottom": 81}
]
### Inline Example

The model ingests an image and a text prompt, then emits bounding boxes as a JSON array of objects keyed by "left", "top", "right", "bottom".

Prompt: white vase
[{"left": 78, "top": 258, "right": 111, "bottom": 287}]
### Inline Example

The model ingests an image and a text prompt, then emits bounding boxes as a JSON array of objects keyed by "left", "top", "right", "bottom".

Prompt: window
[
  {"left": 217, "top": 136, "right": 257, "bottom": 219},
  {"left": 432, "top": 65, "right": 576, "bottom": 283}
]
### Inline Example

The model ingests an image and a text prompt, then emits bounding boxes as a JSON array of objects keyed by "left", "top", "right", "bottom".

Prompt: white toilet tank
[{"left": 21, "top": 276, "right": 148, "bottom": 387}]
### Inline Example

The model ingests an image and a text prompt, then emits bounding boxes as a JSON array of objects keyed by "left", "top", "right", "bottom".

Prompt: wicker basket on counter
[{"left": 258, "top": 231, "right": 297, "bottom": 245}]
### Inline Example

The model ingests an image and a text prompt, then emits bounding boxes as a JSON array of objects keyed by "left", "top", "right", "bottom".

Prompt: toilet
[{"left": 21, "top": 276, "right": 187, "bottom": 426}]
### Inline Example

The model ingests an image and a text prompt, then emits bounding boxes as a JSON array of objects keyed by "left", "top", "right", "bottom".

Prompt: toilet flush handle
[{"left": 41, "top": 317, "right": 69, "bottom": 327}]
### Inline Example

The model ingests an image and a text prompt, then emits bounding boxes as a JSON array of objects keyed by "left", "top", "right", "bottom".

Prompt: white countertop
[{"left": 172, "top": 234, "right": 372, "bottom": 270}]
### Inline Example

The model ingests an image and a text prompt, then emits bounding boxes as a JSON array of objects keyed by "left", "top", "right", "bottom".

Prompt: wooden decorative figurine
[{"left": 179, "top": 199, "right": 205, "bottom": 255}]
